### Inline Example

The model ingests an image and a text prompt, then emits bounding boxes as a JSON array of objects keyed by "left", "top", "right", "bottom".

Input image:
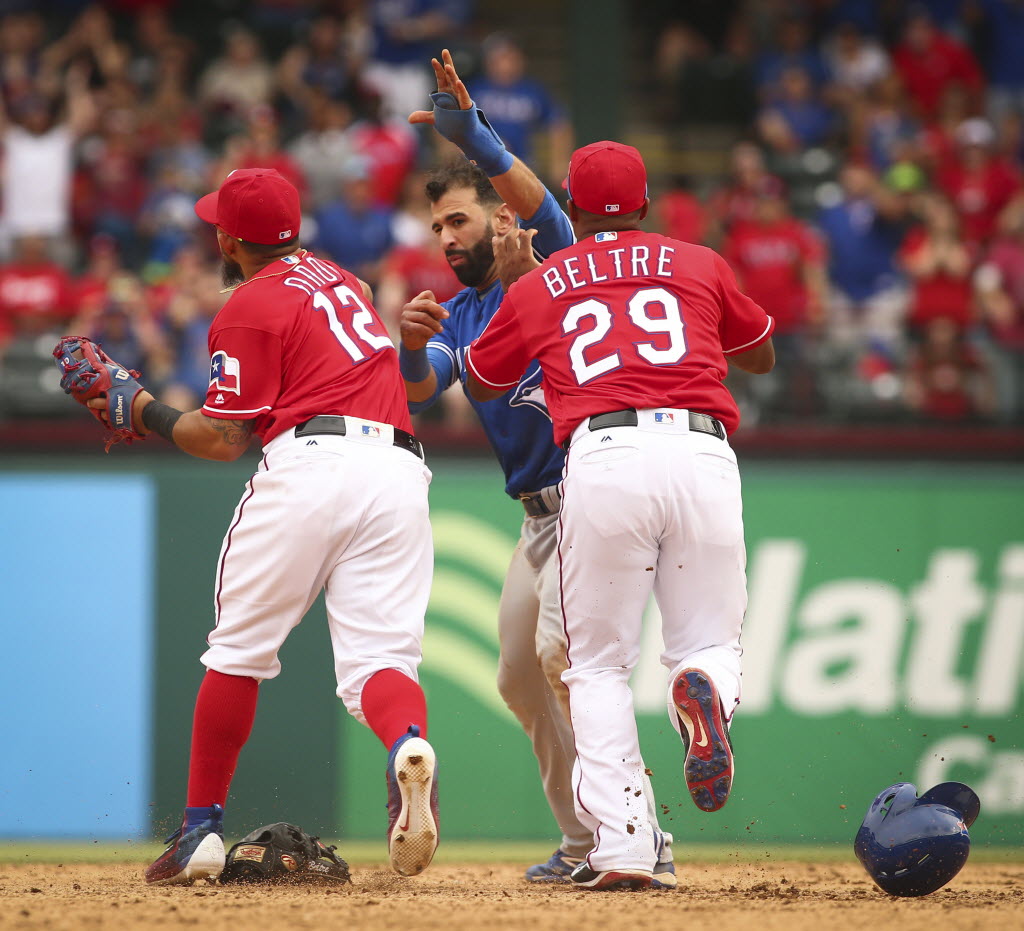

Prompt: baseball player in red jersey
[
  {"left": 466, "top": 142, "right": 775, "bottom": 891},
  {"left": 94, "top": 168, "right": 439, "bottom": 884}
]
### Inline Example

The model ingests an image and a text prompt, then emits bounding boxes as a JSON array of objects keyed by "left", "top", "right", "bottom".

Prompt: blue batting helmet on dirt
[{"left": 854, "top": 781, "right": 980, "bottom": 897}]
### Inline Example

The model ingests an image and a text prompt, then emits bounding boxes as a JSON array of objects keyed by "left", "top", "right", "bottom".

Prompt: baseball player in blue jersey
[{"left": 401, "top": 50, "right": 675, "bottom": 886}]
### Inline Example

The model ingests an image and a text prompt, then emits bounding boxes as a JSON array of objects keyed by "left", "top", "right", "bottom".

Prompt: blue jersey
[{"left": 410, "top": 189, "right": 574, "bottom": 497}]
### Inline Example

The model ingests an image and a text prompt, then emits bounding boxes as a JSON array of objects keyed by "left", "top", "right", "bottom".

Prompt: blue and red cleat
[
  {"left": 672, "top": 669, "right": 734, "bottom": 812},
  {"left": 386, "top": 725, "right": 439, "bottom": 876},
  {"left": 145, "top": 804, "right": 226, "bottom": 885}
]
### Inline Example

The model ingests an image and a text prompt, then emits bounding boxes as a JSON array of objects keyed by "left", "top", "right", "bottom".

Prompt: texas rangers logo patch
[
  {"left": 209, "top": 350, "right": 241, "bottom": 395},
  {"left": 509, "top": 364, "right": 551, "bottom": 421}
]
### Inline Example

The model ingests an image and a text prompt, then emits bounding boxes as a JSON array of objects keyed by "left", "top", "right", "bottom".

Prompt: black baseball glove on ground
[{"left": 219, "top": 823, "right": 351, "bottom": 885}]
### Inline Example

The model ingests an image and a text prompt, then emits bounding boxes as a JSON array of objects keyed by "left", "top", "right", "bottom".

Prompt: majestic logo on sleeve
[
  {"left": 209, "top": 351, "right": 241, "bottom": 396},
  {"left": 508, "top": 365, "right": 551, "bottom": 421}
]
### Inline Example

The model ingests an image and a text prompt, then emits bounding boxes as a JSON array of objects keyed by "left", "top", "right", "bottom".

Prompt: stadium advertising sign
[{"left": 340, "top": 466, "right": 1023, "bottom": 846}]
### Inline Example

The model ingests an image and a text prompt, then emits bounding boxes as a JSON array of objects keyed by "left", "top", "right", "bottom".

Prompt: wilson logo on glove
[{"left": 52, "top": 336, "right": 147, "bottom": 452}]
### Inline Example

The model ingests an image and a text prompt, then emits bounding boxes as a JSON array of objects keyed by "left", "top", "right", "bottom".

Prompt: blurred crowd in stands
[
  {"left": 648, "top": 0, "right": 1024, "bottom": 427},
  {"left": 1, "top": 0, "right": 1022, "bottom": 434}
]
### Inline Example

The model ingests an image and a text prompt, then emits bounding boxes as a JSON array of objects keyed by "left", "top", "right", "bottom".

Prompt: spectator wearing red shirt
[
  {"left": 903, "top": 316, "right": 995, "bottom": 421},
  {"left": 938, "top": 118, "right": 1021, "bottom": 245},
  {"left": 722, "top": 189, "right": 827, "bottom": 417},
  {"left": 653, "top": 175, "right": 706, "bottom": 245},
  {"left": 0, "top": 235, "right": 74, "bottom": 345},
  {"left": 892, "top": 9, "right": 984, "bottom": 121},
  {"left": 705, "top": 142, "right": 785, "bottom": 249},
  {"left": 70, "top": 233, "right": 123, "bottom": 322},
  {"left": 223, "top": 105, "right": 307, "bottom": 198},
  {"left": 974, "top": 199, "right": 1024, "bottom": 422},
  {"left": 72, "top": 105, "right": 149, "bottom": 262},
  {"left": 347, "top": 92, "right": 418, "bottom": 208},
  {"left": 899, "top": 193, "right": 975, "bottom": 332}
]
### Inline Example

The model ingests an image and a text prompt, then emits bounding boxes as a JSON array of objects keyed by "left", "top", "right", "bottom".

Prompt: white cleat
[{"left": 386, "top": 730, "right": 439, "bottom": 877}]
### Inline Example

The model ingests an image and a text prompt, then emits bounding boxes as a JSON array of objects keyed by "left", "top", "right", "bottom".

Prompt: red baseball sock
[
  {"left": 361, "top": 669, "right": 428, "bottom": 748},
  {"left": 186, "top": 669, "right": 259, "bottom": 807}
]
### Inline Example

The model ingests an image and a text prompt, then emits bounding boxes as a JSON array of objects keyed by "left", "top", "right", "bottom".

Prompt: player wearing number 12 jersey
[
  {"left": 132, "top": 168, "right": 439, "bottom": 885},
  {"left": 467, "top": 142, "right": 775, "bottom": 891}
]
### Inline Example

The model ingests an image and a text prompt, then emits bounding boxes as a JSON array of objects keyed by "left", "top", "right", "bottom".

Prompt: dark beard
[
  {"left": 221, "top": 256, "right": 245, "bottom": 287},
  {"left": 447, "top": 226, "right": 495, "bottom": 288}
]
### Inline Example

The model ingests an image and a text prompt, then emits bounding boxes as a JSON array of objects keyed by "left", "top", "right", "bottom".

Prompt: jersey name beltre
[{"left": 540, "top": 235, "right": 677, "bottom": 299}]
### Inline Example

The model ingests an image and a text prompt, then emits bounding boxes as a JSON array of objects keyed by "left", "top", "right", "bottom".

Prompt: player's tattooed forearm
[{"left": 210, "top": 418, "right": 254, "bottom": 446}]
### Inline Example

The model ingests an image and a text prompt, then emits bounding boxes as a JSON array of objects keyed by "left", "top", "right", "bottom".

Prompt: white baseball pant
[
  {"left": 558, "top": 408, "right": 747, "bottom": 873},
  {"left": 498, "top": 505, "right": 667, "bottom": 860},
  {"left": 202, "top": 419, "right": 434, "bottom": 723}
]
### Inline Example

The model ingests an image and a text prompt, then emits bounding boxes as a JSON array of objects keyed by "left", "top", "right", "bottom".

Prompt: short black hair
[
  {"left": 425, "top": 161, "right": 502, "bottom": 207},
  {"left": 239, "top": 235, "right": 301, "bottom": 257}
]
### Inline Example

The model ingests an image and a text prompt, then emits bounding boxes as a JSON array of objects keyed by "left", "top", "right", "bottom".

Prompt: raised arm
[{"left": 409, "top": 49, "right": 549, "bottom": 221}]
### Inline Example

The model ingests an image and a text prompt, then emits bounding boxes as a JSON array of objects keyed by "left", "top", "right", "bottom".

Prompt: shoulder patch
[{"left": 210, "top": 350, "right": 241, "bottom": 395}]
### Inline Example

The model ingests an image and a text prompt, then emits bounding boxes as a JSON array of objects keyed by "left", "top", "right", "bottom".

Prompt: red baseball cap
[
  {"left": 195, "top": 168, "right": 301, "bottom": 245},
  {"left": 564, "top": 141, "right": 648, "bottom": 216}
]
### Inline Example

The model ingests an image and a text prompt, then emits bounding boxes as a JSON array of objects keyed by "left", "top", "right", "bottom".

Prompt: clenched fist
[{"left": 400, "top": 290, "right": 449, "bottom": 352}]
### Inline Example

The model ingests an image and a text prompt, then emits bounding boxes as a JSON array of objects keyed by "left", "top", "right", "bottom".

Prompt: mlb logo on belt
[
  {"left": 361, "top": 424, "right": 381, "bottom": 438},
  {"left": 209, "top": 350, "right": 241, "bottom": 395},
  {"left": 654, "top": 411, "right": 675, "bottom": 424}
]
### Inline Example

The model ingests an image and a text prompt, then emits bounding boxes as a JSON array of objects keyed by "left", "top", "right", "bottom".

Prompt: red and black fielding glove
[{"left": 53, "top": 335, "right": 147, "bottom": 451}]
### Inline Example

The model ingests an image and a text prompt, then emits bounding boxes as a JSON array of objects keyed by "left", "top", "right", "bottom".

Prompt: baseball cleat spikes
[
  {"left": 386, "top": 726, "right": 439, "bottom": 877},
  {"left": 570, "top": 863, "right": 653, "bottom": 891},
  {"left": 672, "top": 669, "right": 734, "bottom": 813},
  {"left": 145, "top": 805, "right": 225, "bottom": 885}
]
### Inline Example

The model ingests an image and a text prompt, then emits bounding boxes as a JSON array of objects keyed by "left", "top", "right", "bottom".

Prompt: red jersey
[
  {"left": 892, "top": 34, "right": 983, "bottom": 120},
  {"left": 381, "top": 244, "right": 460, "bottom": 305},
  {"left": 202, "top": 250, "right": 413, "bottom": 443},
  {"left": 938, "top": 159, "right": 1021, "bottom": 245},
  {"left": 0, "top": 261, "right": 74, "bottom": 340},
  {"left": 722, "top": 218, "right": 823, "bottom": 333},
  {"left": 466, "top": 230, "right": 774, "bottom": 446},
  {"left": 899, "top": 227, "right": 975, "bottom": 328}
]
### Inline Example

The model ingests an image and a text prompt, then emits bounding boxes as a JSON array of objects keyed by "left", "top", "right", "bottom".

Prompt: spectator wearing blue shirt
[
  {"left": 312, "top": 158, "right": 394, "bottom": 286},
  {"left": 817, "top": 163, "right": 911, "bottom": 362},
  {"left": 758, "top": 66, "right": 835, "bottom": 154},
  {"left": 978, "top": 0, "right": 1024, "bottom": 122},
  {"left": 755, "top": 15, "right": 829, "bottom": 102},
  {"left": 468, "top": 34, "right": 572, "bottom": 188},
  {"left": 365, "top": 0, "right": 471, "bottom": 120}
]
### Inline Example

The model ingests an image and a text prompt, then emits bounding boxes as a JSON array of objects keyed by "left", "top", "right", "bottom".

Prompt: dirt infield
[{"left": 1, "top": 858, "right": 1021, "bottom": 931}]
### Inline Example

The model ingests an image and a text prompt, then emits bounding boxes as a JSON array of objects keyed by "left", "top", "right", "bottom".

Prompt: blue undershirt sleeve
[{"left": 521, "top": 188, "right": 575, "bottom": 259}]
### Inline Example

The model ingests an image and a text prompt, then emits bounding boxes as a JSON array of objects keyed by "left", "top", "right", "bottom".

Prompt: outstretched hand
[{"left": 408, "top": 48, "right": 472, "bottom": 125}]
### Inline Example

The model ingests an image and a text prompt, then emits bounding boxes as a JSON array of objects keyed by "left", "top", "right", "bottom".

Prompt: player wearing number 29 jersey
[
  {"left": 467, "top": 141, "right": 774, "bottom": 892},
  {"left": 203, "top": 250, "right": 412, "bottom": 443},
  {"left": 466, "top": 229, "right": 774, "bottom": 447}
]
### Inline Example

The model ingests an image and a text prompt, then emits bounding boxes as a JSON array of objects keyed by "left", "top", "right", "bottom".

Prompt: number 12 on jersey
[
  {"left": 313, "top": 285, "right": 393, "bottom": 364},
  {"left": 562, "top": 286, "right": 688, "bottom": 385}
]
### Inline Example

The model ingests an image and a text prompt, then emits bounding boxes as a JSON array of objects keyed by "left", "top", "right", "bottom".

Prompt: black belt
[
  {"left": 519, "top": 483, "right": 562, "bottom": 517},
  {"left": 295, "top": 415, "right": 424, "bottom": 460},
  {"left": 566, "top": 409, "right": 726, "bottom": 450}
]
